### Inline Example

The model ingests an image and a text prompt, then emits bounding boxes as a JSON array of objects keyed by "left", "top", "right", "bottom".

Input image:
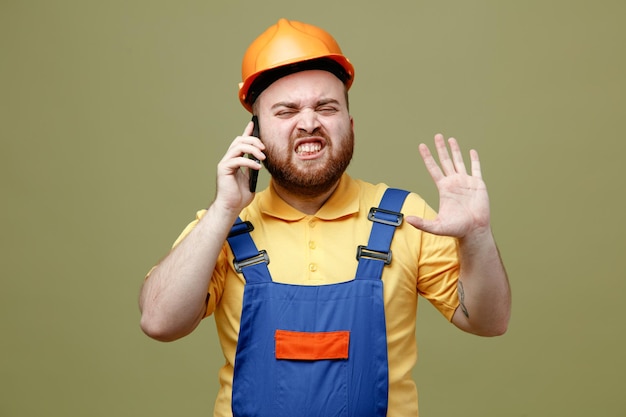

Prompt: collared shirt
[{"left": 167, "top": 174, "right": 460, "bottom": 417}]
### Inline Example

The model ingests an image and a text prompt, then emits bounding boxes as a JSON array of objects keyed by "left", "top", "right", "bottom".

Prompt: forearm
[
  {"left": 452, "top": 227, "right": 511, "bottom": 336},
  {"left": 139, "top": 204, "right": 239, "bottom": 341}
]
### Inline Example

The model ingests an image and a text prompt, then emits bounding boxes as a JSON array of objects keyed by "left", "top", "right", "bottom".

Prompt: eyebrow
[{"left": 270, "top": 98, "right": 342, "bottom": 110}]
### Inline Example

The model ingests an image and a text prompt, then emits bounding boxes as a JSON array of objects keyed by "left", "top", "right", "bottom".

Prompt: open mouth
[{"left": 295, "top": 138, "right": 326, "bottom": 158}]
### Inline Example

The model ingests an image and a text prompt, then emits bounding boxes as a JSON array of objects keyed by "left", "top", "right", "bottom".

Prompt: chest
[{"left": 250, "top": 216, "right": 371, "bottom": 285}]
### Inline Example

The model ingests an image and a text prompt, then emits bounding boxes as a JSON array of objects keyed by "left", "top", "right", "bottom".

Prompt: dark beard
[{"left": 263, "top": 129, "right": 354, "bottom": 198}]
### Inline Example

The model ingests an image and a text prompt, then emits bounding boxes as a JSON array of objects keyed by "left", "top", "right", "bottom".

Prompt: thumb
[{"left": 405, "top": 215, "right": 437, "bottom": 234}]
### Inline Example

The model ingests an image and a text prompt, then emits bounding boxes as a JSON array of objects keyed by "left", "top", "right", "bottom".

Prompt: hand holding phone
[{"left": 248, "top": 116, "right": 260, "bottom": 193}]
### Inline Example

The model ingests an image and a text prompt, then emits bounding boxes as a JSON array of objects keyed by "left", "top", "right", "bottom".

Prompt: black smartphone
[{"left": 248, "top": 115, "right": 260, "bottom": 193}]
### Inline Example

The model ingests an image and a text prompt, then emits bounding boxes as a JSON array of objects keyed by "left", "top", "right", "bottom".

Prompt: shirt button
[
  {"left": 309, "top": 263, "right": 318, "bottom": 272},
  {"left": 309, "top": 241, "right": 316, "bottom": 250},
  {"left": 308, "top": 219, "right": 317, "bottom": 228}
]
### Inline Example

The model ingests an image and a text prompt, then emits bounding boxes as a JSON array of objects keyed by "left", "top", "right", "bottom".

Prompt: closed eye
[
  {"left": 275, "top": 110, "right": 297, "bottom": 117},
  {"left": 316, "top": 98, "right": 341, "bottom": 115},
  {"left": 317, "top": 106, "right": 338, "bottom": 115},
  {"left": 271, "top": 102, "right": 299, "bottom": 118}
]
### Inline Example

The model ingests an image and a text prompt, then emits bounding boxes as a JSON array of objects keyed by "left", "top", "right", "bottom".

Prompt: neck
[{"left": 272, "top": 180, "right": 340, "bottom": 215}]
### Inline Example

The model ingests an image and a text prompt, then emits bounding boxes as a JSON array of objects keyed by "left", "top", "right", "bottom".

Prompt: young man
[{"left": 139, "top": 18, "right": 511, "bottom": 417}]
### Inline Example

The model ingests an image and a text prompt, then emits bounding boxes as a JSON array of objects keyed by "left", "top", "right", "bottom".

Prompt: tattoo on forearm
[{"left": 458, "top": 281, "right": 470, "bottom": 318}]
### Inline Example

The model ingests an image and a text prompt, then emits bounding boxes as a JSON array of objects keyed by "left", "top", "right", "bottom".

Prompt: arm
[
  {"left": 406, "top": 134, "right": 511, "bottom": 337},
  {"left": 139, "top": 121, "right": 265, "bottom": 342}
]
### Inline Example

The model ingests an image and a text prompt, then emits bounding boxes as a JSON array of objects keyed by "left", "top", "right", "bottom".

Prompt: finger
[
  {"left": 434, "top": 134, "right": 456, "bottom": 176},
  {"left": 470, "top": 149, "right": 482, "bottom": 179},
  {"left": 405, "top": 215, "right": 441, "bottom": 235},
  {"left": 418, "top": 143, "right": 444, "bottom": 183},
  {"left": 405, "top": 215, "right": 426, "bottom": 230},
  {"left": 224, "top": 139, "right": 265, "bottom": 164},
  {"left": 219, "top": 154, "right": 263, "bottom": 178},
  {"left": 447, "top": 137, "right": 468, "bottom": 175},
  {"left": 242, "top": 120, "right": 254, "bottom": 137},
  {"left": 228, "top": 130, "right": 266, "bottom": 153},
  {"left": 226, "top": 137, "right": 256, "bottom": 155}
]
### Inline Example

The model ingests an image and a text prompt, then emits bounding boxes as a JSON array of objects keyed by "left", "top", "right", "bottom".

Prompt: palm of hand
[{"left": 406, "top": 135, "right": 491, "bottom": 238}]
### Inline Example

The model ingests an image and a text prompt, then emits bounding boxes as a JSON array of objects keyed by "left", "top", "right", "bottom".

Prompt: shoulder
[{"left": 351, "top": 178, "right": 433, "bottom": 219}]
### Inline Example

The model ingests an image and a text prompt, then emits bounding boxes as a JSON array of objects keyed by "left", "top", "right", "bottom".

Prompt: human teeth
[{"left": 296, "top": 143, "right": 322, "bottom": 154}]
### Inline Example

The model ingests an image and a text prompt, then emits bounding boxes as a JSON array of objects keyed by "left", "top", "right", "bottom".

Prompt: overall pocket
[{"left": 274, "top": 330, "right": 350, "bottom": 417}]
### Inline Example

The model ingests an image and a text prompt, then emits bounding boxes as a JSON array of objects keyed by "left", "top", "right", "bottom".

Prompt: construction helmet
[{"left": 239, "top": 18, "right": 355, "bottom": 112}]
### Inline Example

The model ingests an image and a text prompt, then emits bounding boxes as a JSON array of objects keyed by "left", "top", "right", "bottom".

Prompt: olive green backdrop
[{"left": 2, "top": 1, "right": 624, "bottom": 416}]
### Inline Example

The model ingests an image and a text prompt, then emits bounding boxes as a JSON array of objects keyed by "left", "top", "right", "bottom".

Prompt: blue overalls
[{"left": 226, "top": 188, "right": 409, "bottom": 417}]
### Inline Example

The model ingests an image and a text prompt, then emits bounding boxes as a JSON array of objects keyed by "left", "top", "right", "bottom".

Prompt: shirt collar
[{"left": 259, "top": 173, "right": 360, "bottom": 221}]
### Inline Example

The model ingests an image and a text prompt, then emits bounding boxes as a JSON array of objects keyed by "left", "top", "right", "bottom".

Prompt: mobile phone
[{"left": 248, "top": 115, "right": 260, "bottom": 193}]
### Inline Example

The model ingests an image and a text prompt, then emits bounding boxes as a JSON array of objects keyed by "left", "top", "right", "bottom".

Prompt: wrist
[{"left": 458, "top": 225, "right": 494, "bottom": 250}]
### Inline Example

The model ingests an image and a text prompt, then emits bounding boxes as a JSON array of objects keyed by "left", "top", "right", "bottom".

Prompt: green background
[{"left": 2, "top": 1, "right": 624, "bottom": 416}]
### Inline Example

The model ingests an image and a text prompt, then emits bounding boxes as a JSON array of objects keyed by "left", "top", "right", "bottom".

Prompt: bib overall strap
[
  {"left": 226, "top": 218, "right": 271, "bottom": 284},
  {"left": 355, "top": 188, "right": 409, "bottom": 281}
]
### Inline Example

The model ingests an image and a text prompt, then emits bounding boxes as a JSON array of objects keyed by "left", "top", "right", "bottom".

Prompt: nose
[{"left": 296, "top": 109, "right": 321, "bottom": 134}]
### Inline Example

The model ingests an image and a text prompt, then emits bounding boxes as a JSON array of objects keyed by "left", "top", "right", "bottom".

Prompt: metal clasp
[
  {"left": 233, "top": 250, "right": 270, "bottom": 273},
  {"left": 356, "top": 245, "right": 392, "bottom": 265},
  {"left": 367, "top": 207, "right": 404, "bottom": 227}
]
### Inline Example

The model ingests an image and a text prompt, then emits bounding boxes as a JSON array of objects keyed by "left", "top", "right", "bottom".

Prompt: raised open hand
[{"left": 405, "top": 134, "right": 491, "bottom": 239}]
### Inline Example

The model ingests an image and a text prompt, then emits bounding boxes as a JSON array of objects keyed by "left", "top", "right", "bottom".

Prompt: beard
[{"left": 263, "top": 128, "right": 354, "bottom": 198}]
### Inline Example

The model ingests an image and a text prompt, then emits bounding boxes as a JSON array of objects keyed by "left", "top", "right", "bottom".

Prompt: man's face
[{"left": 255, "top": 70, "right": 354, "bottom": 198}]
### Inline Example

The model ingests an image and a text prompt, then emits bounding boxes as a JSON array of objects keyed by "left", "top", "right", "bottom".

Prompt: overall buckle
[
  {"left": 367, "top": 207, "right": 404, "bottom": 227},
  {"left": 233, "top": 250, "right": 270, "bottom": 273},
  {"left": 228, "top": 221, "right": 254, "bottom": 238},
  {"left": 356, "top": 245, "right": 392, "bottom": 265}
]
